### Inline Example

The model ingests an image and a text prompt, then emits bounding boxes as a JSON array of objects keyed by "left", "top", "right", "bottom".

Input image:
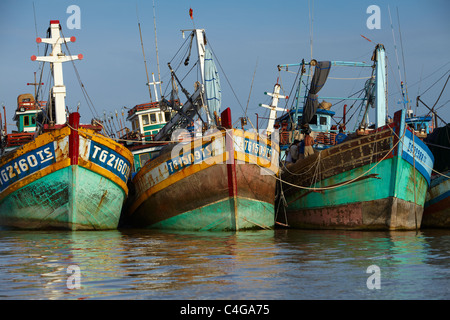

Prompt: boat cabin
[
  {"left": 127, "top": 101, "right": 175, "bottom": 142},
  {"left": 405, "top": 115, "right": 433, "bottom": 139},
  {"left": 13, "top": 94, "right": 45, "bottom": 133},
  {"left": 275, "top": 107, "right": 337, "bottom": 149},
  {"left": 124, "top": 100, "right": 178, "bottom": 173},
  {"left": 1, "top": 94, "right": 45, "bottom": 154}
]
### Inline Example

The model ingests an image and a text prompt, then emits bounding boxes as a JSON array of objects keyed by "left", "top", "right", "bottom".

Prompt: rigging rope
[{"left": 60, "top": 29, "right": 100, "bottom": 122}]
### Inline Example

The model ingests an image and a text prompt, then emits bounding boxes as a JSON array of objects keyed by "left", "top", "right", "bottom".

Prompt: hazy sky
[{"left": 0, "top": 0, "right": 449, "bottom": 132}]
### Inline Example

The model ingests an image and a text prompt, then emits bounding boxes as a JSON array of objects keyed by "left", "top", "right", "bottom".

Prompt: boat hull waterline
[
  {"left": 126, "top": 129, "right": 279, "bottom": 231},
  {"left": 280, "top": 110, "right": 434, "bottom": 231},
  {"left": 0, "top": 114, "right": 133, "bottom": 230}
]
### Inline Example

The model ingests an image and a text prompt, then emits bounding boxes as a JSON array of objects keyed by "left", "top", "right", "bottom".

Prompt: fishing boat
[
  {"left": 0, "top": 20, "right": 133, "bottom": 230},
  {"left": 121, "top": 98, "right": 174, "bottom": 173},
  {"left": 422, "top": 124, "right": 450, "bottom": 227},
  {"left": 123, "top": 29, "right": 279, "bottom": 231},
  {"left": 275, "top": 43, "right": 434, "bottom": 230}
]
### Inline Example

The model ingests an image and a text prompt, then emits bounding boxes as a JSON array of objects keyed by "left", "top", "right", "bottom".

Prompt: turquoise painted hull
[
  {"left": 283, "top": 157, "right": 429, "bottom": 230},
  {"left": 289, "top": 157, "right": 427, "bottom": 210},
  {"left": 0, "top": 165, "right": 126, "bottom": 230},
  {"left": 149, "top": 197, "right": 274, "bottom": 231},
  {"left": 280, "top": 111, "right": 434, "bottom": 231}
]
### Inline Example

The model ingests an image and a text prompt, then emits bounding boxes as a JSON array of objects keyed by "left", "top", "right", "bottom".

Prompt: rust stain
[{"left": 94, "top": 190, "right": 108, "bottom": 216}]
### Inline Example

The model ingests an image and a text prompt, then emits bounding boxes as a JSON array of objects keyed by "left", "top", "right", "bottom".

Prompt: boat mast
[
  {"left": 293, "top": 60, "right": 306, "bottom": 135},
  {"left": 181, "top": 29, "right": 213, "bottom": 126},
  {"left": 374, "top": 44, "right": 387, "bottom": 128},
  {"left": 260, "top": 83, "right": 288, "bottom": 134},
  {"left": 31, "top": 20, "right": 82, "bottom": 125},
  {"left": 153, "top": 29, "right": 212, "bottom": 141},
  {"left": 193, "top": 29, "right": 206, "bottom": 85},
  {"left": 137, "top": 19, "right": 153, "bottom": 103}
]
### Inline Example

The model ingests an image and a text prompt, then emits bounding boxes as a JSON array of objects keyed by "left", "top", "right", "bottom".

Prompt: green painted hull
[
  {"left": 0, "top": 165, "right": 126, "bottom": 230},
  {"left": 283, "top": 156, "right": 429, "bottom": 230},
  {"left": 289, "top": 157, "right": 427, "bottom": 209},
  {"left": 149, "top": 197, "right": 274, "bottom": 231}
]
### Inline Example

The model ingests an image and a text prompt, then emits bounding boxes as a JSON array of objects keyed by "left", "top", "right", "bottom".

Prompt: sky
[{"left": 0, "top": 0, "right": 449, "bottom": 133}]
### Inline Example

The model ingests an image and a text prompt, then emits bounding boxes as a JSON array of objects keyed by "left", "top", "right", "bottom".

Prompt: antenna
[
  {"left": 308, "top": 0, "right": 314, "bottom": 60},
  {"left": 27, "top": 72, "right": 44, "bottom": 99},
  {"left": 136, "top": 5, "right": 153, "bottom": 102},
  {"left": 388, "top": 5, "right": 410, "bottom": 111},
  {"left": 245, "top": 58, "right": 258, "bottom": 117},
  {"left": 32, "top": 2, "right": 39, "bottom": 55},
  {"left": 397, "top": 7, "right": 410, "bottom": 111},
  {"left": 152, "top": 0, "right": 162, "bottom": 98}
]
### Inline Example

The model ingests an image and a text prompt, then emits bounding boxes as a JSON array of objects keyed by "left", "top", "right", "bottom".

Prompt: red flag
[
  {"left": 360, "top": 34, "right": 373, "bottom": 43},
  {"left": 189, "top": 8, "right": 193, "bottom": 19}
]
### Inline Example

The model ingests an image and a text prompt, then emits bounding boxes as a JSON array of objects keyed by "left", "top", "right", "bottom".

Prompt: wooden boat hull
[
  {"left": 280, "top": 110, "right": 434, "bottom": 230},
  {"left": 125, "top": 129, "right": 279, "bottom": 231},
  {"left": 0, "top": 165, "right": 127, "bottom": 230},
  {"left": 422, "top": 172, "right": 450, "bottom": 228},
  {"left": 0, "top": 114, "right": 133, "bottom": 230},
  {"left": 282, "top": 158, "right": 427, "bottom": 230}
]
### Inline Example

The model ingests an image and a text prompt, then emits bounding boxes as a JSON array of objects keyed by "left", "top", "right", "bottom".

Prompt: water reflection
[
  {"left": 0, "top": 230, "right": 125, "bottom": 299},
  {"left": 0, "top": 227, "right": 448, "bottom": 299},
  {"left": 118, "top": 229, "right": 279, "bottom": 299}
]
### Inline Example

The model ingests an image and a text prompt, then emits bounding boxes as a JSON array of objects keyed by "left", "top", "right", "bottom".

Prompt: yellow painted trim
[
  {"left": 0, "top": 127, "right": 70, "bottom": 166},
  {"left": 232, "top": 128, "right": 280, "bottom": 152},
  {"left": 129, "top": 129, "right": 280, "bottom": 213},
  {"left": 78, "top": 158, "right": 129, "bottom": 195},
  {"left": 0, "top": 158, "right": 71, "bottom": 202},
  {"left": 133, "top": 129, "right": 279, "bottom": 180},
  {"left": 235, "top": 151, "right": 279, "bottom": 175},
  {"left": 129, "top": 153, "right": 228, "bottom": 214},
  {"left": 0, "top": 126, "right": 131, "bottom": 201},
  {"left": 78, "top": 128, "right": 134, "bottom": 162}
]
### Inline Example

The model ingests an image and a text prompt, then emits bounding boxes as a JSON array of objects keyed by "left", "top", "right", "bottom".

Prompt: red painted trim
[
  {"left": 79, "top": 124, "right": 103, "bottom": 132},
  {"left": 68, "top": 112, "right": 80, "bottom": 165},
  {"left": 221, "top": 108, "right": 232, "bottom": 129},
  {"left": 225, "top": 130, "right": 237, "bottom": 197},
  {"left": 392, "top": 110, "right": 403, "bottom": 156},
  {"left": 43, "top": 124, "right": 66, "bottom": 131}
]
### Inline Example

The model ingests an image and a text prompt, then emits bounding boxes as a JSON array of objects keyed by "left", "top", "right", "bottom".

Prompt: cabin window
[
  {"left": 150, "top": 113, "right": 157, "bottom": 124},
  {"left": 139, "top": 153, "right": 150, "bottom": 166},
  {"left": 319, "top": 116, "right": 327, "bottom": 125},
  {"left": 164, "top": 111, "right": 171, "bottom": 122},
  {"left": 24, "top": 116, "right": 30, "bottom": 126},
  {"left": 142, "top": 114, "right": 149, "bottom": 125},
  {"left": 309, "top": 115, "right": 317, "bottom": 125},
  {"left": 416, "top": 123, "right": 425, "bottom": 131},
  {"left": 31, "top": 116, "right": 36, "bottom": 125}
]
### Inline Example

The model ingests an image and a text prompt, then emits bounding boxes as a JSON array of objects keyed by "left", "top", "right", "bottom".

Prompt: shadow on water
[{"left": 0, "top": 226, "right": 448, "bottom": 299}]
